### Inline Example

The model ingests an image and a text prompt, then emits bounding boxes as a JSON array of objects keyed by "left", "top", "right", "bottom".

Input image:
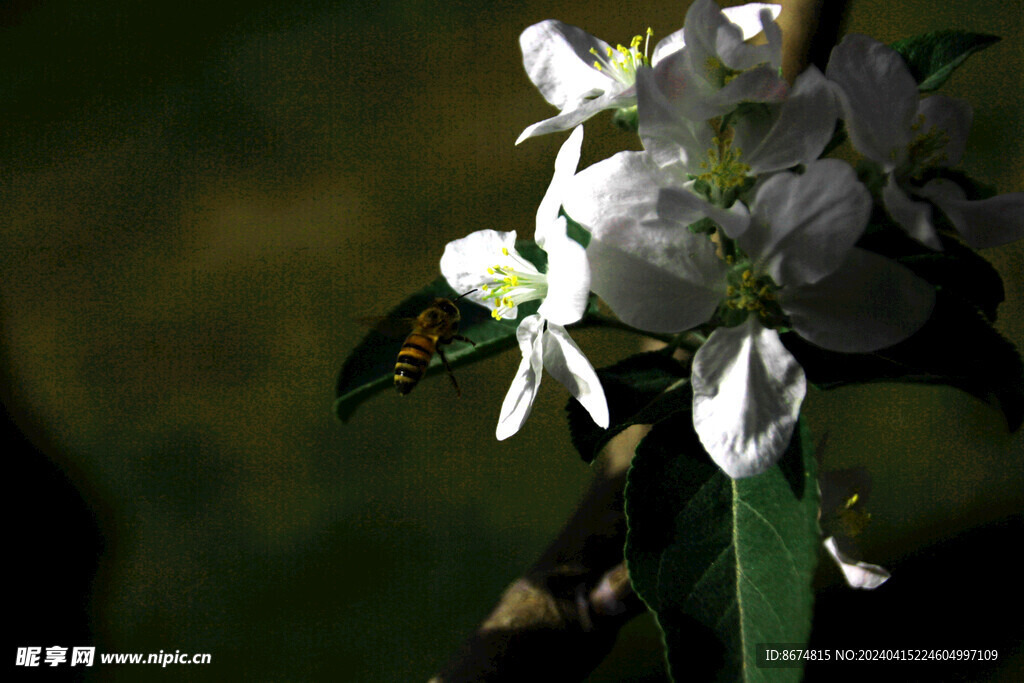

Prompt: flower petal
[
  {"left": 654, "top": 50, "right": 786, "bottom": 122},
  {"left": 917, "top": 179, "right": 1024, "bottom": 249},
  {"left": 685, "top": 0, "right": 767, "bottom": 72},
  {"left": 722, "top": 3, "right": 782, "bottom": 42},
  {"left": 824, "top": 536, "right": 891, "bottom": 590},
  {"left": 536, "top": 125, "right": 584, "bottom": 245},
  {"left": 743, "top": 160, "right": 871, "bottom": 286},
  {"left": 735, "top": 65, "right": 839, "bottom": 174},
  {"left": 651, "top": 27, "right": 687, "bottom": 66},
  {"left": 692, "top": 318, "right": 807, "bottom": 478},
  {"left": 652, "top": 2, "right": 781, "bottom": 66},
  {"left": 587, "top": 237, "right": 723, "bottom": 333},
  {"left": 516, "top": 89, "right": 632, "bottom": 145},
  {"left": 883, "top": 177, "right": 941, "bottom": 249},
  {"left": 538, "top": 218, "right": 590, "bottom": 326},
  {"left": 637, "top": 64, "right": 716, "bottom": 173},
  {"left": 718, "top": 11, "right": 780, "bottom": 71},
  {"left": 440, "top": 230, "right": 527, "bottom": 317},
  {"left": 781, "top": 248, "right": 935, "bottom": 352},
  {"left": 565, "top": 151, "right": 727, "bottom": 332},
  {"left": 917, "top": 95, "right": 972, "bottom": 168},
  {"left": 711, "top": 66, "right": 789, "bottom": 112},
  {"left": 657, "top": 186, "right": 751, "bottom": 240},
  {"left": 564, "top": 151, "right": 664, "bottom": 236},
  {"left": 543, "top": 323, "right": 609, "bottom": 428},
  {"left": 496, "top": 314, "right": 546, "bottom": 440},
  {"left": 826, "top": 34, "right": 918, "bottom": 168},
  {"left": 519, "top": 20, "right": 615, "bottom": 110}
]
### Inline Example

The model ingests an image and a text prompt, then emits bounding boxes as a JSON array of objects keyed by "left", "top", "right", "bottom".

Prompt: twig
[
  {"left": 430, "top": 429, "right": 648, "bottom": 682},
  {"left": 776, "top": 0, "right": 850, "bottom": 83}
]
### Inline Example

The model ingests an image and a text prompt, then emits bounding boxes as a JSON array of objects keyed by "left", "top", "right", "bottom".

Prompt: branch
[
  {"left": 776, "top": 0, "right": 851, "bottom": 83},
  {"left": 430, "top": 429, "right": 648, "bottom": 682}
]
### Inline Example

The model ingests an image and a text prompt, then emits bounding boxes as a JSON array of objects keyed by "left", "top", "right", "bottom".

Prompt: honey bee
[{"left": 393, "top": 291, "right": 476, "bottom": 396}]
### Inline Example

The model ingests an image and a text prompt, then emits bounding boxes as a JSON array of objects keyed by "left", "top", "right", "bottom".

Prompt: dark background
[{"left": 2, "top": 0, "right": 1021, "bottom": 680}]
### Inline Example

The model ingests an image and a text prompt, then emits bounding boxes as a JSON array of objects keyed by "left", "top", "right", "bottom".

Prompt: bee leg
[
  {"left": 453, "top": 334, "right": 476, "bottom": 347},
  {"left": 436, "top": 346, "right": 461, "bottom": 397}
]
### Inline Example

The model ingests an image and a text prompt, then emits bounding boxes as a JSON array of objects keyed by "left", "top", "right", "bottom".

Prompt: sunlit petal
[
  {"left": 516, "top": 89, "right": 630, "bottom": 145},
  {"left": 496, "top": 315, "right": 546, "bottom": 440},
  {"left": 536, "top": 125, "right": 584, "bottom": 245},
  {"left": 824, "top": 537, "right": 891, "bottom": 590},
  {"left": 440, "top": 230, "right": 524, "bottom": 316},
  {"left": 519, "top": 20, "right": 615, "bottom": 110},
  {"left": 543, "top": 324, "right": 609, "bottom": 428},
  {"left": 692, "top": 319, "right": 807, "bottom": 478},
  {"left": 538, "top": 219, "right": 590, "bottom": 325}
]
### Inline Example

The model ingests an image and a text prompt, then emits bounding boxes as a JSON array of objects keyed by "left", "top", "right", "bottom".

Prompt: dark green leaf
[
  {"left": 334, "top": 276, "right": 529, "bottom": 421},
  {"left": 562, "top": 211, "right": 591, "bottom": 248},
  {"left": 514, "top": 238, "right": 548, "bottom": 272},
  {"left": 898, "top": 243, "right": 1004, "bottom": 322},
  {"left": 890, "top": 31, "right": 1000, "bottom": 92},
  {"left": 565, "top": 352, "right": 690, "bottom": 464},
  {"left": 783, "top": 292, "right": 1024, "bottom": 430},
  {"left": 625, "top": 415, "right": 819, "bottom": 681},
  {"left": 858, "top": 218, "right": 1005, "bottom": 322}
]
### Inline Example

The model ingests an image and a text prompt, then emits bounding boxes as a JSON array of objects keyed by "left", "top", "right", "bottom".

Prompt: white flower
[
  {"left": 819, "top": 470, "right": 890, "bottom": 590},
  {"left": 824, "top": 536, "right": 890, "bottom": 590},
  {"left": 440, "top": 127, "right": 609, "bottom": 439},
  {"left": 827, "top": 34, "right": 1024, "bottom": 249},
  {"left": 645, "top": 0, "right": 788, "bottom": 124},
  {"left": 567, "top": 159, "right": 935, "bottom": 477},
  {"left": 637, "top": 59, "right": 838, "bottom": 182},
  {"left": 568, "top": 41, "right": 836, "bottom": 219},
  {"left": 516, "top": 2, "right": 781, "bottom": 144}
]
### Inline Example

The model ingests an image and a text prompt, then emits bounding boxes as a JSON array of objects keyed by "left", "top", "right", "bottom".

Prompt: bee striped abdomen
[{"left": 394, "top": 333, "right": 436, "bottom": 394}]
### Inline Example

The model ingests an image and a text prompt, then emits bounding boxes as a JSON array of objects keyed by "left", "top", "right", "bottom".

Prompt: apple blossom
[
  {"left": 516, "top": 1, "right": 782, "bottom": 144},
  {"left": 827, "top": 34, "right": 1024, "bottom": 249},
  {"left": 440, "top": 127, "right": 608, "bottom": 439},
  {"left": 567, "top": 159, "right": 935, "bottom": 477}
]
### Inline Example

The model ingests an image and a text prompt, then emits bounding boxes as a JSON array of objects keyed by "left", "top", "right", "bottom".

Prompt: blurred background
[{"left": 2, "top": 0, "right": 1021, "bottom": 680}]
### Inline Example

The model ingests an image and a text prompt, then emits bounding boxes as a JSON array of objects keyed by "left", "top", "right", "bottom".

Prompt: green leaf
[
  {"left": 783, "top": 292, "right": 1024, "bottom": 430},
  {"left": 562, "top": 210, "right": 591, "bottom": 248},
  {"left": 858, "top": 215, "right": 1005, "bottom": 322},
  {"left": 565, "top": 352, "right": 690, "bottom": 464},
  {"left": 334, "top": 276, "right": 529, "bottom": 421},
  {"left": 625, "top": 415, "right": 820, "bottom": 681},
  {"left": 890, "top": 30, "right": 1000, "bottom": 92},
  {"left": 898, "top": 242, "right": 1004, "bottom": 322}
]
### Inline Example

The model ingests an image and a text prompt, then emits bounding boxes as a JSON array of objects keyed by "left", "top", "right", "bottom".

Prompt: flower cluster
[{"left": 440, "top": 0, "right": 1023, "bottom": 474}]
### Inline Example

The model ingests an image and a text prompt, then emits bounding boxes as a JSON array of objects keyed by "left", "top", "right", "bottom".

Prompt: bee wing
[{"left": 356, "top": 316, "right": 416, "bottom": 340}]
